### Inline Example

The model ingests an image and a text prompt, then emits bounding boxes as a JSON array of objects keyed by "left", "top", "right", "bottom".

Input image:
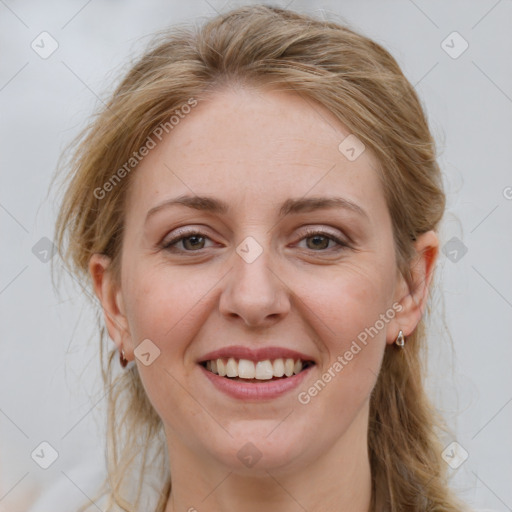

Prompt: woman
[{"left": 55, "top": 5, "right": 469, "bottom": 511}]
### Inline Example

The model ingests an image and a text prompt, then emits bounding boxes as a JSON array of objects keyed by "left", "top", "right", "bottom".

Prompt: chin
[{"left": 203, "top": 428, "right": 311, "bottom": 474}]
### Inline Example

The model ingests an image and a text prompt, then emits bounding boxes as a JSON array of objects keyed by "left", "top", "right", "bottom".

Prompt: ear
[
  {"left": 89, "top": 254, "right": 132, "bottom": 359},
  {"left": 387, "top": 230, "right": 439, "bottom": 344}
]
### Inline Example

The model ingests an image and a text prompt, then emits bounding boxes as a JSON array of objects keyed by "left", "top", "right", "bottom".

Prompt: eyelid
[
  {"left": 160, "top": 226, "right": 216, "bottom": 249},
  {"left": 297, "top": 225, "right": 346, "bottom": 240},
  {"left": 294, "top": 226, "right": 349, "bottom": 249}
]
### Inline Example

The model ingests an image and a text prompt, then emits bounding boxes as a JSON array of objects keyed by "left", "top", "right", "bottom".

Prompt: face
[{"left": 97, "top": 87, "right": 420, "bottom": 475}]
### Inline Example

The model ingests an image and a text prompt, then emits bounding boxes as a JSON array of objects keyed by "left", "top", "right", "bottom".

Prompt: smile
[
  {"left": 199, "top": 360, "right": 316, "bottom": 400},
  {"left": 200, "top": 357, "right": 315, "bottom": 381}
]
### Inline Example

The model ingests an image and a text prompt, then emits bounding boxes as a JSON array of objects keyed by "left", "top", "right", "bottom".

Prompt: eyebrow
[{"left": 145, "top": 194, "right": 369, "bottom": 222}]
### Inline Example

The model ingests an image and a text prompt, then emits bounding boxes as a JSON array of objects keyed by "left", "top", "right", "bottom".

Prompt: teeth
[
  {"left": 203, "top": 357, "right": 310, "bottom": 380},
  {"left": 272, "top": 358, "right": 285, "bottom": 377},
  {"left": 226, "top": 357, "right": 237, "bottom": 377},
  {"left": 238, "top": 359, "right": 255, "bottom": 379},
  {"left": 217, "top": 358, "right": 226, "bottom": 377},
  {"left": 255, "top": 360, "right": 273, "bottom": 380},
  {"left": 284, "top": 358, "right": 294, "bottom": 377}
]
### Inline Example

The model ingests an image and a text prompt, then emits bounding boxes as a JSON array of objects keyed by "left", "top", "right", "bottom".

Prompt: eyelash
[{"left": 161, "top": 228, "right": 349, "bottom": 253}]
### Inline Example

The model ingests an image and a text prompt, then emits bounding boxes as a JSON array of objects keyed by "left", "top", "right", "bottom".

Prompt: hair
[{"left": 54, "top": 4, "right": 468, "bottom": 511}]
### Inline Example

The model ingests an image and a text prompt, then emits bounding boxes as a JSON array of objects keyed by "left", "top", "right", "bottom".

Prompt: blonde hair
[{"left": 55, "top": 5, "right": 467, "bottom": 511}]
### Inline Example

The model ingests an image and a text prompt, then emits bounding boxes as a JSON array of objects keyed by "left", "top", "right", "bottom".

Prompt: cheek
[
  {"left": 122, "top": 262, "right": 223, "bottom": 356},
  {"left": 120, "top": 263, "right": 220, "bottom": 432},
  {"left": 298, "top": 257, "right": 396, "bottom": 348},
  {"left": 291, "top": 254, "right": 396, "bottom": 403},
  {"left": 290, "top": 269, "right": 391, "bottom": 442}
]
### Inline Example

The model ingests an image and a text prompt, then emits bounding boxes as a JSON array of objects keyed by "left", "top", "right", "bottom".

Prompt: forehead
[{"left": 126, "top": 87, "right": 387, "bottom": 221}]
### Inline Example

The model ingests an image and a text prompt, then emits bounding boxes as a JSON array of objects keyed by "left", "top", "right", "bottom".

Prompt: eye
[
  {"left": 161, "top": 227, "right": 349, "bottom": 254},
  {"left": 296, "top": 228, "right": 349, "bottom": 251},
  {"left": 161, "top": 230, "right": 215, "bottom": 252}
]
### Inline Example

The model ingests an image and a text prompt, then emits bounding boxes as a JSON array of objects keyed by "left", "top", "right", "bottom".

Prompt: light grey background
[{"left": 1, "top": 1, "right": 511, "bottom": 510}]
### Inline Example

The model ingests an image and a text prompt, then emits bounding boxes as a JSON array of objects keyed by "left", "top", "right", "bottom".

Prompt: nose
[{"left": 219, "top": 244, "right": 290, "bottom": 328}]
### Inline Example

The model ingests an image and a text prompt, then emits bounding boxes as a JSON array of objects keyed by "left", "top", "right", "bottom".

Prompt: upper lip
[{"left": 198, "top": 345, "right": 316, "bottom": 364}]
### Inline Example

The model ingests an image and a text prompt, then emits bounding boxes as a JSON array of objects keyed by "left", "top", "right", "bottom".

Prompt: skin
[{"left": 90, "top": 86, "right": 439, "bottom": 512}]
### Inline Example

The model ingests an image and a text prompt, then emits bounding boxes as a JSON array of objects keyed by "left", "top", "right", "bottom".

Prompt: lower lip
[{"left": 199, "top": 364, "right": 314, "bottom": 400}]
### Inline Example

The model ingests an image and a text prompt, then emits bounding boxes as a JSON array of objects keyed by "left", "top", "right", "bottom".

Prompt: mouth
[{"left": 199, "top": 357, "right": 316, "bottom": 382}]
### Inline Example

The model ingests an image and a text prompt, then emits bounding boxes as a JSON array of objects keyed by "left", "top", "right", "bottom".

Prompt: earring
[
  {"left": 120, "top": 349, "right": 128, "bottom": 368},
  {"left": 395, "top": 330, "right": 405, "bottom": 347}
]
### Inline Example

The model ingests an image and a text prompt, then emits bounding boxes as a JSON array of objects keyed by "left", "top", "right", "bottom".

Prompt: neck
[{"left": 164, "top": 408, "right": 373, "bottom": 512}]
